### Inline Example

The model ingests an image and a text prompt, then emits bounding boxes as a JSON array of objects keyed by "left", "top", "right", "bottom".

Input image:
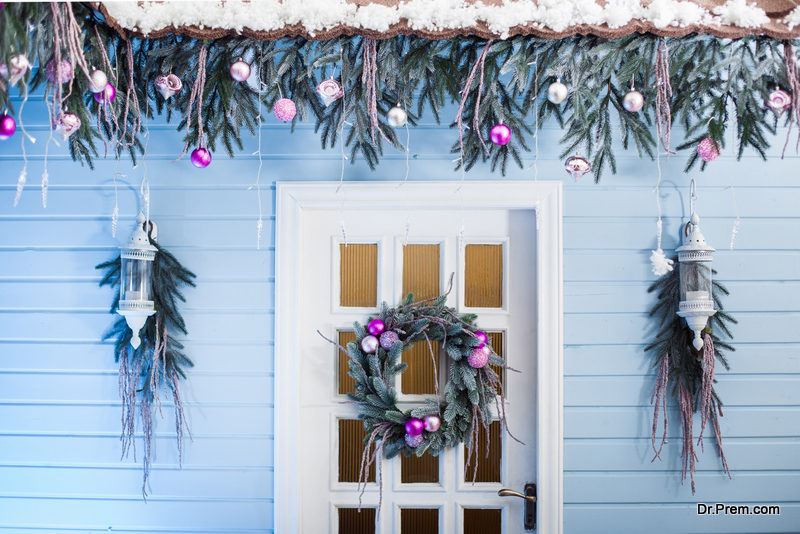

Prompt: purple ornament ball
[
  {"left": 489, "top": 124, "right": 511, "bottom": 146},
  {"left": 190, "top": 147, "right": 212, "bottom": 169},
  {"left": 0, "top": 113, "right": 16, "bottom": 141},
  {"left": 46, "top": 59, "right": 72, "bottom": 84},
  {"left": 405, "top": 433, "right": 424, "bottom": 448},
  {"left": 273, "top": 98, "right": 297, "bottom": 122},
  {"left": 423, "top": 415, "right": 441, "bottom": 433},
  {"left": 474, "top": 330, "right": 488, "bottom": 348},
  {"left": 93, "top": 83, "right": 116, "bottom": 104},
  {"left": 379, "top": 331, "right": 399, "bottom": 351},
  {"left": 360, "top": 335, "right": 379, "bottom": 354},
  {"left": 405, "top": 417, "right": 424, "bottom": 437},
  {"left": 367, "top": 319, "right": 386, "bottom": 336},
  {"left": 467, "top": 345, "right": 491, "bottom": 369}
]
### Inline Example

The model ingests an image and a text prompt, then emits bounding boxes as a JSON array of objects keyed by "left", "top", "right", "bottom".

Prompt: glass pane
[
  {"left": 338, "top": 419, "right": 375, "bottom": 483},
  {"left": 465, "top": 244, "right": 503, "bottom": 308},
  {"left": 401, "top": 341, "right": 438, "bottom": 395},
  {"left": 401, "top": 508, "right": 438, "bottom": 534},
  {"left": 401, "top": 453, "right": 439, "bottom": 483},
  {"left": 338, "top": 330, "right": 357, "bottom": 395},
  {"left": 463, "top": 508, "right": 501, "bottom": 534},
  {"left": 340, "top": 243, "right": 378, "bottom": 307},
  {"left": 338, "top": 507, "right": 375, "bottom": 534},
  {"left": 464, "top": 421, "right": 502, "bottom": 483},
  {"left": 487, "top": 331, "right": 505, "bottom": 390},
  {"left": 403, "top": 244, "right": 440, "bottom": 301}
]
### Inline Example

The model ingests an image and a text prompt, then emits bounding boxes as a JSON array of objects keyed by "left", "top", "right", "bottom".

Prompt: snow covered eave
[{"left": 98, "top": 0, "right": 800, "bottom": 41}]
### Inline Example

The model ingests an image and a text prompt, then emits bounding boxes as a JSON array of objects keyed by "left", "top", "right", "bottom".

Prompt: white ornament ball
[
  {"left": 89, "top": 70, "right": 108, "bottom": 93},
  {"left": 387, "top": 106, "right": 407, "bottom": 128},
  {"left": 229, "top": 59, "right": 251, "bottom": 82},
  {"left": 622, "top": 90, "right": 644, "bottom": 113},
  {"left": 547, "top": 81, "right": 568, "bottom": 104},
  {"left": 361, "top": 335, "right": 379, "bottom": 354}
]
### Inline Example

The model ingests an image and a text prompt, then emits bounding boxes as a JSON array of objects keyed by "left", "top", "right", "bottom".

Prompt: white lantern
[
  {"left": 118, "top": 213, "right": 157, "bottom": 349},
  {"left": 676, "top": 206, "right": 716, "bottom": 351}
]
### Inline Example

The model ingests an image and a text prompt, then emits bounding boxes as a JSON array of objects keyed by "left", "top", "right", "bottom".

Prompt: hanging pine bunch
[
  {"left": 96, "top": 226, "right": 196, "bottom": 496},
  {"left": 646, "top": 262, "right": 736, "bottom": 494}
]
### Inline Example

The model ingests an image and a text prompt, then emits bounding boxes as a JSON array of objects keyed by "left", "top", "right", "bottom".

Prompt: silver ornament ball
[
  {"left": 387, "top": 106, "right": 407, "bottom": 128},
  {"left": 547, "top": 81, "right": 568, "bottom": 104},
  {"left": 230, "top": 60, "right": 251, "bottom": 83},
  {"left": 89, "top": 70, "right": 108, "bottom": 93},
  {"left": 623, "top": 90, "right": 644, "bottom": 113}
]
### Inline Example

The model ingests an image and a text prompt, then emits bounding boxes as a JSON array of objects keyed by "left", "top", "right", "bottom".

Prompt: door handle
[{"left": 498, "top": 483, "right": 536, "bottom": 530}]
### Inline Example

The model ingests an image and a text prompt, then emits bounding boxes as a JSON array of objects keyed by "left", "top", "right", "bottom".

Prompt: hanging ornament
[
  {"left": 564, "top": 154, "right": 592, "bottom": 181},
  {"left": 387, "top": 105, "right": 407, "bottom": 128},
  {"left": 88, "top": 69, "right": 108, "bottom": 93},
  {"left": 547, "top": 78, "right": 568, "bottom": 104},
  {"left": 229, "top": 59, "right": 251, "bottom": 82},
  {"left": 190, "top": 147, "right": 212, "bottom": 168},
  {"left": 467, "top": 345, "right": 491, "bottom": 369},
  {"left": 360, "top": 334, "right": 379, "bottom": 354},
  {"left": 405, "top": 433, "right": 424, "bottom": 448},
  {"left": 405, "top": 418, "right": 424, "bottom": 437},
  {"left": 0, "top": 54, "right": 30, "bottom": 87},
  {"left": 423, "top": 415, "right": 441, "bottom": 433},
  {"left": 697, "top": 137, "right": 720, "bottom": 162},
  {"left": 54, "top": 112, "right": 81, "bottom": 141},
  {"left": 93, "top": 82, "right": 116, "bottom": 104},
  {"left": 0, "top": 113, "right": 16, "bottom": 140},
  {"left": 473, "top": 330, "right": 488, "bottom": 348},
  {"left": 45, "top": 59, "right": 73, "bottom": 84},
  {"left": 379, "top": 330, "right": 399, "bottom": 350},
  {"left": 315, "top": 77, "right": 344, "bottom": 107},
  {"left": 367, "top": 319, "right": 386, "bottom": 336},
  {"left": 273, "top": 98, "right": 296, "bottom": 122},
  {"left": 623, "top": 88, "right": 644, "bottom": 113},
  {"left": 489, "top": 123, "right": 511, "bottom": 146},
  {"left": 766, "top": 87, "right": 791, "bottom": 113},
  {"left": 154, "top": 73, "right": 183, "bottom": 99}
]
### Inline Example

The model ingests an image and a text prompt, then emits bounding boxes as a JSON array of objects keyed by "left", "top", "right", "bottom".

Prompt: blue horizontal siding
[{"left": 0, "top": 92, "right": 797, "bottom": 534}]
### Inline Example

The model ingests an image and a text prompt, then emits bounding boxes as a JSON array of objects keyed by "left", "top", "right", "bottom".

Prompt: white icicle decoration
[
  {"left": 13, "top": 169, "right": 27, "bottom": 207},
  {"left": 41, "top": 169, "right": 49, "bottom": 208},
  {"left": 651, "top": 219, "right": 674, "bottom": 276}
]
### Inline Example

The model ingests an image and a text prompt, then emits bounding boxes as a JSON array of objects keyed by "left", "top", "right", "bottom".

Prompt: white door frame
[{"left": 275, "top": 181, "right": 563, "bottom": 534}]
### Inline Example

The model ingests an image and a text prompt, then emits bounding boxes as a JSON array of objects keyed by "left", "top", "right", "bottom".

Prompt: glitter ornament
[
  {"left": 766, "top": 88, "right": 791, "bottom": 113},
  {"left": 387, "top": 105, "right": 407, "bottom": 128},
  {"left": 316, "top": 78, "right": 344, "bottom": 106},
  {"left": 93, "top": 83, "right": 116, "bottom": 104},
  {"left": 423, "top": 415, "right": 441, "bottom": 433},
  {"left": 46, "top": 60, "right": 72, "bottom": 84},
  {"left": 405, "top": 433, "right": 424, "bottom": 448},
  {"left": 547, "top": 79, "right": 568, "bottom": 104},
  {"left": 489, "top": 123, "right": 511, "bottom": 146},
  {"left": 0, "top": 54, "right": 30, "bottom": 87},
  {"left": 473, "top": 330, "right": 488, "bottom": 348},
  {"left": 467, "top": 345, "right": 491, "bottom": 369},
  {"left": 0, "top": 113, "right": 16, "bottom": 141},
  {"left": 379, "top": 331, "right": 399, "bottom": 350},
  {"left": 155, "top": 73, "right": 183, "bottom": 99},
  {"left": 564, "top": 154, "right": 592, "bottom": 181},
  {"left": 229, "top": 59, "right": 251, "bottom": 82},
  {"left": 360, "top": 335, "right": 379, "bottom": 354},
  {"left": 273, "top": 98, "right": 297, "bottom": 122},
  {"left": 367, "top": 319, "right": 386, "bottom": 336},
  {"left": 623, "top": 90, "right": 644, "bottom": 112},
  {"left": 190, "top": 147, "right": 212, "bottom": 168},
  {"left": 88, "top": 69, "right": 108, "bottom": 93},
  {"left": 697, "top": 137, "right": 720, "bottom": 162},
  {"left": 405, "top": 418, "right": 424, "bottom": 437},
  {"left": 54, "top": 112, "right": 81, "bottom": 141}
]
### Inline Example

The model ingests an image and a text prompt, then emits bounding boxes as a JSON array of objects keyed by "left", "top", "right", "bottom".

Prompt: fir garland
[
  {"left": 647, "top": 261, "right": 737, "bottom": 494},
  {"left": 1, "top": 3, "right": 799, "bottom": 180},
  {"left": 96, "top": 230, "right": 196, "bottom": 496}
]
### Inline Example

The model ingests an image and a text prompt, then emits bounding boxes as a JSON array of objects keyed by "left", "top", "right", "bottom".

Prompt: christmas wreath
[{"left": 321, "top": 282, "right": 516, "bottom": 491}]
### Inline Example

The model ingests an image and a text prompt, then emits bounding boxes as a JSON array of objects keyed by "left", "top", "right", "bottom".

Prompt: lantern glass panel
[
  {"left": 120, "top": 256, "right": 152, "bottom": 302},
  {"left": 679, "top": 260, "right": 712, "bottom": 303}
]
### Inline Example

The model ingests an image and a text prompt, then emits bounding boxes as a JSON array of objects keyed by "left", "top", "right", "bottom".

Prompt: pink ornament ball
[
  {"left": 273, "top": 98, "right": 297, "bottom": 122},
  {"left": 190, "top": 147, "right": 212, "bottom": 168},
  {"left": 473, "top": 330, "right": 488, "bottom": 348},
  {"left": 489, "top": 123, "right": 511, "bottom": 146},
  {"left": 405, "top": 418, "right": 424, "bottom": 437},
  {"left": 367, "top": 319, "right": 386, "bottom": 336},
  {"left": 697, "top": 137, "right": 720, "bottom": 163},
  {"left": 360, "top": 335, "right": 379, "bottom": 354},
  {"left": 46, "top": 59, "right": 72, "bottom": 84},
  {"left": 93, "top": 83, "right": 116, "bottom": 104},
  {"left": 423, "top": 415, "right": 441, "bottom": 433},
  {"left": 229, "top": 59, "right": 251, "bottom": 82},
  {"left": 405, "top": 433, "right": 424, "bottom": 448},
  {"left": 379, "top": 331, "right": 399, "bottom": 351},
  {"left": 622, "top": 90, "right": 644, "bottom": 112},
  {"left": 767, "top": 88, "right": 791, "bottom": 113},
  {"left": 0, "top": 113, "right": 16, "bottom": 141},
  {"left": 467, "top": 345, "right": 491, "bottom": 369}
]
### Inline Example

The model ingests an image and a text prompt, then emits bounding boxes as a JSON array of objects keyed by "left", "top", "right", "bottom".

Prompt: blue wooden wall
[{"left": 0, "top": 92, "right": 798, "bottom": 533}]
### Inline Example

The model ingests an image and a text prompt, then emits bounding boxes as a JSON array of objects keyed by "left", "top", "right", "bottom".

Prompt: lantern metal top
[
  {"left": 121, "top": 212, "right": 157, "bottom": 260},
  {"left": 675, "top": 212, "right": 714, "bottom": 262}
]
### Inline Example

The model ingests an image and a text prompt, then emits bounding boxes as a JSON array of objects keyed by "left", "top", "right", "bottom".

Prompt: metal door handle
[
  {"left": 498, "top": 483, "right": 537, "bottom": 530},
  {"left": 498, "top": 488, "right": 536, "bottom": 502}
]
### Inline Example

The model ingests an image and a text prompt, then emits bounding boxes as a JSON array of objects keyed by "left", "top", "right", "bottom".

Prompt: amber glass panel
[
  {"left": 340, "top": 243, "right": 378, "bottom": 307},
  {"left": 401, "top": 341, "right": 438, "bottom": 395},
  {"left": 339, "top": 419, "right": 375, "bottom": 483},
  {"left": 401, "top": 453, "right": 439, "bottom": 483},
  {"left": 338, "top": 507, "right": 376, "bottom": 534},
  {"left": 464, "top": 244, "right": 503, "bottom": 308},
  {"left": 463, "top": 421, "right": 501, "bottom": 483},
  {"left": 487, "top": 331, "right": 504, "bottom": 390},
  {"left": 338, "top": 330, "right": 358, "bottom": 395},
  {"left": 403, "top": 244, "right": 440, "bottom": 301},
  {"left": 401, "top": 508, "right": 439, "bottom": 534},
  {"left": 463, "top": 508, "right": 501, "bottom": 534}
]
